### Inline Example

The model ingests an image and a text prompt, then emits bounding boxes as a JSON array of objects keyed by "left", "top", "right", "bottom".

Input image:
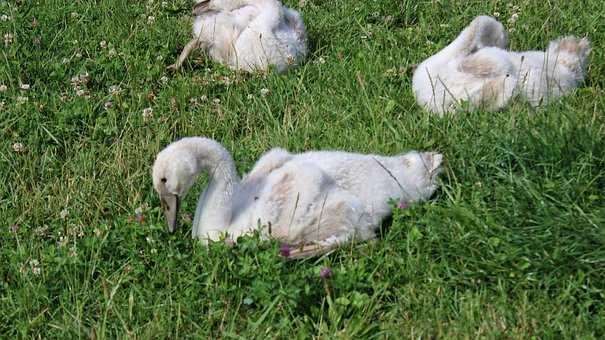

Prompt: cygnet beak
[{"left": 160, "top": 194, "right": 180, "bottom": 233}]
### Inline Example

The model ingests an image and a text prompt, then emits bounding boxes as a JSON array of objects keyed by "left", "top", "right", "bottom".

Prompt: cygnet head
[
  {"left": 400, "top": 151, "right": 444, "bottom": 201},
  {"left": 152, "top": 141, "right": 201, "bottom": 233}
]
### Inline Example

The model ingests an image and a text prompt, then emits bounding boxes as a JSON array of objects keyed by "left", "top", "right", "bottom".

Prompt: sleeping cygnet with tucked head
[
  {"left": 168, "top": 0, "right": 308, "bottom": 73},
  {"left": 412, "top": 15, "right": 591, "bottom": 115},
  {"left": 152, "top": 137, "right": 443, "bottom": 258}
]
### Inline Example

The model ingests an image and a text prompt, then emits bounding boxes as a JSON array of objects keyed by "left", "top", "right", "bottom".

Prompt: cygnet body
[{"left": 152, "top": 138, "right": 443, "bottom": 255}]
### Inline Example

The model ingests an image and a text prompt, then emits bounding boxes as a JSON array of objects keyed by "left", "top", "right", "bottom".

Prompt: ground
[{"left": 1, "top": 0, "right": 604, "bottom": 338}]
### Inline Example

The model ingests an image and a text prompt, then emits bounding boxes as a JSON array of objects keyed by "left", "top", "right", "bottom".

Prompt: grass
[{"left": 1, "top": 0, "right": 605, "bottom": 337}]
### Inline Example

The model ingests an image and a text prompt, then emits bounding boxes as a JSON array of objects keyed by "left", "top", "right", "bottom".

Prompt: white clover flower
[
  {"left": 20, "top": 84, "right": 30, "bottom": 90},
  {"left": 212, "top": 98, "right": 221, "bottom": 105},
  {"left": 79, "top": 72, "right": 90, "bottom": 84},
  {"left": 58, "top": 235, "right": 68, "bottom": 247},
  {"left": 30, "top": 259, "right": 41, "bottom": 275},
  {"left": 247, "top": 93, "right": 253, "bottom": 100},
  {"left": 71, "top": 72, "right": 90, "bottom": 88},
  {"left": 35, "top": 226, "right": 48, "bottom": 236},
  {"left": 1, "top": 14, "right": 10, "bottom": 21},
  {"left": 12, "top": 142, "right": 25, "bottom": 153},
  {"left": 508, "top": 13, "right": 519, "bottom": 24},
  {"left": 104, "top": 101, "right": 113, "bottom": 109},
  {"left": 60, "top": 209, "right": 69, "bottom": 220},
  {"left": 159, "top": 75, "right": 168, "bottom": 85},
  {"left": 493, "top": 12, "right": 500, "bottom": 18},
  {"left": 4, "top": 33, "right": 13, "bottom": 45},
  {"left": 260, "top": 88, "right": 270, "bottom": 97},
  {"left": 100, "top": 40, "right": 107, "bottom": 49},
  {"left": 16, "top": 96, "right": 28, "bottom": 104},
  {"left": 142, "top": 107, "right": 153, "bottom": 120},
  {"left": 71, "top": 12, "right": 78, "bottom": 18},
  {"left": 108, "top": 85, "right": 121, "bottom": 95},
  {"left": 0, "top": 84, "right": 7, "bottom": 92},
  {"left": 147, "top": 16, "right": 155, "bottom": 24}
]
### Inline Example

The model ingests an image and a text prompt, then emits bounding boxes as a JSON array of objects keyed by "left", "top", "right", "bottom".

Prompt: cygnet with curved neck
[{"left": 152, "top": 137, "right": 443, "bottom": 254}]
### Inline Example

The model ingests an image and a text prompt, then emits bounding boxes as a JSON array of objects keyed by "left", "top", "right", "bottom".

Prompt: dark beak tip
[
  {"left": 161, "top": 194, "right": 180, "bottom": 234},
  {"left": 166, "top": 221, "right": 179, "bottom": 233}
]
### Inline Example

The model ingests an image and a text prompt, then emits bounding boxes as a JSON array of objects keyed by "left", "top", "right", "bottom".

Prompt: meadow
[{"left": 1, "top": 0, "right": 605, "bottom": 337}]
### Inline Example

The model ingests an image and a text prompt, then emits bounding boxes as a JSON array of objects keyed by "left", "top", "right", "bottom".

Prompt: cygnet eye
[{"left": 161, "top": 178, "right": 167, "bottom": 183}]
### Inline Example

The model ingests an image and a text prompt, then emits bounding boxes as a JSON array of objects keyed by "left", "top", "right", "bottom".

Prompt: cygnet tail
[{"left": 547, "top": 36, "right": 591, "bottom": 72}]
